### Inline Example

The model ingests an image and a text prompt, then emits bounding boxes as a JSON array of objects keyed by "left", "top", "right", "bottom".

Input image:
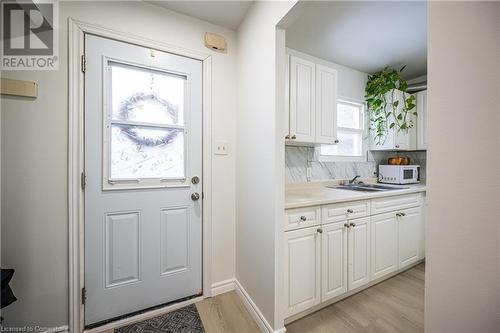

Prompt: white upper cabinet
[
  {"left": 290, "top": 55, "right": 316, "bottom": 142},
  {"left": 287, "top": 54, "right": 339, "bottom": 144},
  {"left": 315, "top": 65, "right": 339, "bottom": 144},
  {"left": 416, "top": 90, "right": 428, "bottom": 150},
  {"left": 370, "top": 89, "right": 416, "bottom": 151}
]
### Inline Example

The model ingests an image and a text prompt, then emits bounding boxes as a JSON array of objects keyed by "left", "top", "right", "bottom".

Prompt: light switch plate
[{"left": 214, "top": 141, "right": 228, "bottom": 155}]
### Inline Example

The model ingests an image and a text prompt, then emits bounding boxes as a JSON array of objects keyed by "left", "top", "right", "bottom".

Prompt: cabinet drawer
[
  {"left": 371, "top": 193, "right": 422, "bottom": 215},
  {"left": 285, "top": 206, "right": 321, "bottom": 231},
  {"left": 322, "top": 200, "right": 370, "bottom": 224}
]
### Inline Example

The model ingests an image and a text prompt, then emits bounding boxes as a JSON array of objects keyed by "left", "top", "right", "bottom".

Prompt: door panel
[
  {"left": 315, "top": 65, "right": 338, "bottom": 144},
  {"left": 105, "top": 212, "right": 141, "bottom": 288},
  {"left": 398, "top": 207, "right": 422, "bottom": 268},
  {"left": 84, "top": 34, "right": 202, "bottom": 325},
  {"left": 321, "top": 222, "right": 348, "bottom": 301},
  {"left": 348, "top": 217, "right": 370, "bottom": 290},
  {"left": 290, "top": 56, "right": 315, "bottom": 142},
  {"left": 284, "top": 227, "right": 320, "bottom": 317},
  {"left": 160, "top": 207, "right": 189, "bottom": 276},
  {"left": 371, "top": 212, "right": 398, "bottom": 280}
]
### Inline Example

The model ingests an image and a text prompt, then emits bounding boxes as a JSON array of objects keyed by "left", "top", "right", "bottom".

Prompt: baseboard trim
[
  {"left": 234, "top": 280, "right": 285, "bottom": 333},
  {"left": 211, "top": 278, "right": 235, "bottom": 296}
]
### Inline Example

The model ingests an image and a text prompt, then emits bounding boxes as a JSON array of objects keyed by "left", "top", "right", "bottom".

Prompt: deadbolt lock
[{"left": 191, "top": 176, "right": 200, "bottom": 184}]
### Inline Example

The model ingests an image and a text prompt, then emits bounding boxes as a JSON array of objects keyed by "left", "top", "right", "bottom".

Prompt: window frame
[
  {"left": 317, "top": 98, "right": 367, "bottom": 162},
  {"left": 102, "top": 57, "right": 191, "bottom": 190}
]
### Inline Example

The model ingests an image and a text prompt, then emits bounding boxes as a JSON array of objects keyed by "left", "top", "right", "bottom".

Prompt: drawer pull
[
  {"left": 346, "top": 209, "right": 354, "bottom": 214},
  {"left": 316, "top": 228, "right": 323, "bottom": 234},
  {"left": 300, "top": 215, "right": 307, "bottom": 222},
  {"left": 349, "top": 222, "right": 356, "bottom": 227},
  {"left": 396, "top": 212, "right": 406, "bottom": 217}
]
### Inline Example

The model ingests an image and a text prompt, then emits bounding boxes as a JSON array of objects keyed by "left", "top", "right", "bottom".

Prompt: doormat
[{"left": 115, "top": 304, "right": 205, "bottom": 333}]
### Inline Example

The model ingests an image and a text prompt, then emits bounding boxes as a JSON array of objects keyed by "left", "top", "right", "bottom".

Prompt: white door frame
[{"left": 68, "top": 18, "right": 213, "bottom": 333}]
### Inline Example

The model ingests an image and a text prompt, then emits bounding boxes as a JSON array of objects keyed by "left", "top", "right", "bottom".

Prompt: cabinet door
[
  {"left": 398, "top": 207, "right": 422, "bottom": 269},
  {"left": 284, "top": 226, "right": 321, "bottom": 317},
  {"left": 371, "top": 212, "right": 398, "bottom": 280},
  {"left": 290, "top": 56, "right": 315, "bottom": 142},
  {"left": 321, "top": 222, "right": 348, "bottom": 302},
  {"left": 393, "top": 90, "right": 416, "bottom": 150},
  {"left": 348, "top": 217, "right": 371, "bottom": 290},
  {"left": 370, "top": 89, "right": 416, "bottom": 150},
  {"left": 284, "top": 54, "right": 290, "bottom": 140},
  {"left": 416, "top": 90, "right": 428, "bottom": 150},
  {"left": 315, "top": 64, "right": 338, "bottom": 144}
]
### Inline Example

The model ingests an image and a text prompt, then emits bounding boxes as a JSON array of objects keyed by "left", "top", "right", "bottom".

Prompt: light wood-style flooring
[
  {"left": 286, "top": 263, "right": 425, "bottom": 333},
  {"left": 108, "top": 263, "right": 424, "bottom": 333}
]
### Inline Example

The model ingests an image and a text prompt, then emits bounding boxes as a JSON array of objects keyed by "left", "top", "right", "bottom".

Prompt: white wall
[
  {"left": 426, "top": 2, "right": 500, "bottom": 332},
  {"left": 1, "top": 1, "right": 236, "bottom": 327},
  {"left": 235, "top": 1, "right": 296, "bottom": 329},
  {"left": 286, "top": 48, "right": 368, "bottom": 101}
]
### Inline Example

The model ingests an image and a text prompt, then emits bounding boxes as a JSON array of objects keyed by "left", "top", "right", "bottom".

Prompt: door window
[{"left": 104, "top": 61, "right": 188, "bottom": 188}]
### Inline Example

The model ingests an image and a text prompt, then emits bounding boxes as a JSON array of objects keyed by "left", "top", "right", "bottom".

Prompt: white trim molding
[
  {"left": 234, "top": 280, "right": 286, "bottom": 333},
  {"left": 68, "top": 18, "right": 213, "bottom": 332},
  {"left": 211, "top": 278, "right": 235, "bottom": 297}
]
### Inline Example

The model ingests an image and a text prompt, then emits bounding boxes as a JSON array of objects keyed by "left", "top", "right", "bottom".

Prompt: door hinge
[
  {"left": 81, "top": 172, "right": 86, "bottom": 191},
  {"left": 81, "top": 287, "right": 87, "bottom": 305},
  {"left": 81, "top": 54, "right": 86, "bottom": 73}
]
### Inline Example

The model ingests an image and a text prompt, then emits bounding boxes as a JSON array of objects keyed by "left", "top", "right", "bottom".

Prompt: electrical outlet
[{"left": 214, "top": 141, "right": 228, "bottom": 155}]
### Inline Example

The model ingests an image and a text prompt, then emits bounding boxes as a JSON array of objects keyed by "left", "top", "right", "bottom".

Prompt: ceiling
[
  {"left": 285, "top": 1, "right": 427, "bottom": 79},
  {"left": 148, "top": 1, "right": 253, "bottom": 30}
]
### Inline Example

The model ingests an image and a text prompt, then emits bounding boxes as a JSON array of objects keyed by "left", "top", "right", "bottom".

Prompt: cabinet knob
[
  {"left": 349, "top": 222, "right": 356, "bottom": 227},
  {"left": 316, "top": 228, "right": 323, "bottom": 234},
  {"left": 334, "top": 139, "right": 339, "bottom": 144},
  {"left": 291, "top": 135, "right": 297, "bottom": 140},
  {"left": 344, "top": 223, "right": 350, "bottom": 228},
  {"left": 300, "top": 215, "right": 307, "bottom": 222},
  {"left": 285, "top": 134, "right": 290, "bottom": 140},
  {"left": 346, "top": 209, "right": 354, "bottom": 214},
  {"left": 396, "top": 212, "right": 406, "bottom": 217},
  {"left": 395, "top": 145, "right": 400, "bottom": 148}
]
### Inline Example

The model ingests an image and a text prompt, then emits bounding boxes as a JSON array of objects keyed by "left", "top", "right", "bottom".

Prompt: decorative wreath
[{"left": 118, "top": 92, "right": 180, "bottom": 147}]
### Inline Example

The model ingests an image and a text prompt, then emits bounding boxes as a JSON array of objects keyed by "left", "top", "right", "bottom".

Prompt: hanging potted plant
[{"left": 365, "top": 66, "right": 417, "bottom": 145}]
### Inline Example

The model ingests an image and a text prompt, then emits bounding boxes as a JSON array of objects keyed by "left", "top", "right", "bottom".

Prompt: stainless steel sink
[{"left": 327, "top": 183, "right": 409, "bottom": 192}]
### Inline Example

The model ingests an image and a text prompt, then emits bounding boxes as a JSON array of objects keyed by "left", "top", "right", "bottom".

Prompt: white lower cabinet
[
  {"left": 284, "top": 193, "right": 425, "bottom": 319},
  {"left": 348, "top": 217, "right": 371, "bottom": 290},
  {"left": 284, "top": 226, "right": 321, "bottom": 317},
  {"left": 371, "top": 212, "right": 398, "bottom": 280},
  {"left": 321, "top": 222, "right": 348, "bottom": 302},
  {"left": 398, "top": 207, "right": 422, "bottom": 269}
]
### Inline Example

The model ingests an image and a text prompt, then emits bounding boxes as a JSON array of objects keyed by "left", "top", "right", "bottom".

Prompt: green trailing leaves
[{"left": 365, "top": 66, "right": 417, "bottom": 145}]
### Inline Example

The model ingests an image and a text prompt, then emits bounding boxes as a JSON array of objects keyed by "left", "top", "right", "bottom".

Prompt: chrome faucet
[{"left": 349, "top": 175, "right": 361, "bottom": 184}]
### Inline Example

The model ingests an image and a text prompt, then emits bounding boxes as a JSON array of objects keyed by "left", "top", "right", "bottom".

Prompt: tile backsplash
[{"left": 285, "top": 146, "right": 427, "bottom": 183}]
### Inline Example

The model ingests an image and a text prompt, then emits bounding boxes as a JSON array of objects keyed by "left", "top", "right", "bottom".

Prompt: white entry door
[{"left": 84, "top": 34, "right": 203, "bottom": 326}]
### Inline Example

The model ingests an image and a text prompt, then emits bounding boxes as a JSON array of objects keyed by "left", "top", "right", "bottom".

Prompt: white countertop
[{"left": 285, "top": 180, "right": 426, "bottom": 209}]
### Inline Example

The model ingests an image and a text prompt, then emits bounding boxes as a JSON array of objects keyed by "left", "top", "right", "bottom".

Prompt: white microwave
[{"left": 378, "top": 165, "right": 420, "bottom": 184}]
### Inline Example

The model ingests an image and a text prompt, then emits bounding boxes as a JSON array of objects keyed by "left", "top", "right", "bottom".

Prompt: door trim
[{"left": 68, "top": 18, "right": 213, "bottom": 333}]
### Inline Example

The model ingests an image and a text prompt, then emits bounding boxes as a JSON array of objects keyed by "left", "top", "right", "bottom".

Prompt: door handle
[{"left": 191, "top": 193, "right": 200, "bottom": 201}]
